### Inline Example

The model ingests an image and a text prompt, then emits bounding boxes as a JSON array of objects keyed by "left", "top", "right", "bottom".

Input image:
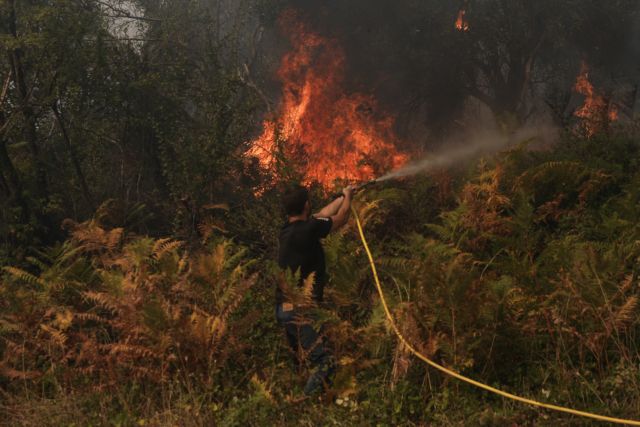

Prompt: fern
[
  {"left": 515, "top": 160, "right": 585, "bottom": 190},
  {"left": 152, "top": 238, "right": 182, "bottom": 260},
  {"left": 612, "top": 296, "right": 637, "bottom": 332},
  {"left": 3, "top": 266, "right": 48, "bottom": 288}
]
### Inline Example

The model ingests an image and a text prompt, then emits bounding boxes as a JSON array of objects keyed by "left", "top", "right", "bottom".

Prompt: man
[{"left": 277, "top": 184, "right": 354, "bottom": 396}]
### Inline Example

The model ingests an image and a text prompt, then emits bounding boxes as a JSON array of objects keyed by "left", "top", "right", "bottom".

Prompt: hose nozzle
[{"left": 332, "top": 178, "right": 379, "bottom": 199}]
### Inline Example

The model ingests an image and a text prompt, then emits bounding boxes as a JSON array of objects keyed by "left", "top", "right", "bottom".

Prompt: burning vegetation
[
  {"left": 455, "top": 8, "right": 470, "bottom": 32},
  {"left": 246, "top": 12, "right": 407, "bottom": 190},
  {"left": 573, "top": 62, "right": 618, "bottom": 137},
  {"left": 4, "top": 1, "right": 640, "bottom": 424}
]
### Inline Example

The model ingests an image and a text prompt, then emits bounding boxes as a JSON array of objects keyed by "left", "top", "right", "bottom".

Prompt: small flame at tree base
[
  {"left": 455, "top": 9, "right": 469, "bottom": 32},
  {"left": 573, "top": 62, "right": 618, "bottom": 137},
  {"left": 246, "top": 11, "right": 407, "bottom": 190}
]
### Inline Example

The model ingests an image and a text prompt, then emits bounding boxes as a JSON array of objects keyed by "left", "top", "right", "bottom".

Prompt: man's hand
[
  {"left": 314, "top": 185, "right": 355, "bottom": 218},
  {"left": 329, "top": 186, "right": 354, "bottom": 232},
  {"left": 342, "top": 185, "right": 354, "bottom": 199}
]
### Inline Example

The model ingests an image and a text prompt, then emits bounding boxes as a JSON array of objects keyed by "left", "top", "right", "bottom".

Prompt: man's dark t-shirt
[{"left": 277, "top": 216, "right": 333, "bottom": 305}]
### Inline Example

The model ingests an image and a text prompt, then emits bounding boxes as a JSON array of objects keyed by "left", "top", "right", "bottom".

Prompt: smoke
[
  {"left": 249, "top": 1, "right": 638, "bottom": 186},
  {"left": 261, "top": 0, "right": 467, "bottom": 140},
  {"left": 377, "top": 122, "right": 559, "bottom": 182},
  {"left": 264, "top": 1, "right": 640, "bottom": 140},
  {"left": 631, "top": 9, "right": 640, "bottom": 70}
]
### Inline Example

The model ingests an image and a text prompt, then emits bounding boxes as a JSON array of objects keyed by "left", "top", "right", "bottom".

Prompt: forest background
[{"left": 1, "top": 1, "right": 640, "bottom": 425}]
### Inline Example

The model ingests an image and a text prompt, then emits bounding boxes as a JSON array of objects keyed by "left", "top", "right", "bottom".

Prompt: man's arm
[
  {"left": 314, "top": 195, "right": 344, "bottom": 218},
  {"left": 328, "top": 187, "right": 353, "bottom": 232}
]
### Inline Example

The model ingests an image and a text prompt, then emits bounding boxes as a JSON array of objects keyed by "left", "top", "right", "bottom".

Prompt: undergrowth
[{"left": 2, "top": 135, "right": 640, "bottom": 426}]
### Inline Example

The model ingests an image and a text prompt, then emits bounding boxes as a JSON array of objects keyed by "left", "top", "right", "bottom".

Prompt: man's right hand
[
  {"left": 330, "top": 186, "right": 354, "bottom": 232},
  {"left": 342, "top": 185, "right": 354, "bottom": 199}
]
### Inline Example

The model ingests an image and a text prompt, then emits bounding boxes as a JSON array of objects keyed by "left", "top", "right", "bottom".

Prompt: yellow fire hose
[{"left": 351, "top": 205, "right": 640, "bottom": 425}]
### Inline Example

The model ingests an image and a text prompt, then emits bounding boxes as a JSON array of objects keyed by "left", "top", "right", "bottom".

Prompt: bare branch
[
  {"left": 0, "top": 71, "right": 12, "bottom": 105},
  {"left": 103, "top": 37, "right": 160, "bottom": 43},
  {"left": 240, "top": 63, "right": 272, "bottom": 114},
  {"left": 95, "top": 0, "right": 161, "bottom": 22}
]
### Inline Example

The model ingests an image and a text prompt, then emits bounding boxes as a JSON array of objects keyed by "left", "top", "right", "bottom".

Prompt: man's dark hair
[{"left": 283, "top": 184, "right": 309, "bottom": 216}]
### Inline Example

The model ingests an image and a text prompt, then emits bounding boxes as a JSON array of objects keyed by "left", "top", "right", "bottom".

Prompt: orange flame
[
  {"left": 246, "top": 12, "right": 407, "bottom": 190},
  {"left": 573, "top": 62, "right": 617, "bottom": 137},
  {"left": 455, "top": 9, "right": 469, "bottom": 31}
]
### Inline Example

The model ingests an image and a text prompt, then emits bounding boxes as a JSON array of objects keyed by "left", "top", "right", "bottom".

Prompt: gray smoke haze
[{"left": 263, "top": 0, "right": 639, "bottom": 143}]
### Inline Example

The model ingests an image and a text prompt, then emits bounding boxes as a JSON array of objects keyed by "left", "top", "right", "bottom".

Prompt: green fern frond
[
  {"left": 3, "top": 266, "right": 48, "bottom": 288},
  {"left": 515, "top": 160, "right": 586, "bottom": 190}
]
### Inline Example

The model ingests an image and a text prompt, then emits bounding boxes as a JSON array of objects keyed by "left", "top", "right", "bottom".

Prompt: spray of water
[{"left": 376, "top": 124, "right": 558, "bottom": 182}]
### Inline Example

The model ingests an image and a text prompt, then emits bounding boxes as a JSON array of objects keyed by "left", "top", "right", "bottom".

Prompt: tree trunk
[
  {"left": 146, "top": 128, "right": 171, "bottom": 199},
  {"left": 634, "top": 83, "right": 640, "bottom": 119},
  {"left": 0, "top": 138, "right": 29, "bottom": 220},
  {"left": 0, "top": 168, "right": 8, "bottom": 197},
  {"left": 7, "top": 0, "right": 48, "bottom": 200},
  {"left": 52, "top": 102, "right": 95, "bottom": 210},
  {"left": 0, "top": 66, "right": 28, "bottom": 219},
  {"left": 469, "top": 29, "right": 545, "bottom": 129}
]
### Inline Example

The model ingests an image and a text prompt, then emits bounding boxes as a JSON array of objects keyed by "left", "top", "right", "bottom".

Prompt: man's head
[{"left": 283, "top": 184, "right": 310, "bottom": 217}]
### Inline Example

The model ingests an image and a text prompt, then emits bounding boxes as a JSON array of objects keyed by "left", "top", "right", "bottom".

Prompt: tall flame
[
  {"left": 455, "top": 9, "right": 469, "bottom": 32},
  {"left": 573, "top": 62, "right": 617, "bottom": 137},
  {"left": 246, "top": 12, "right": 407, "bottom": 189}
]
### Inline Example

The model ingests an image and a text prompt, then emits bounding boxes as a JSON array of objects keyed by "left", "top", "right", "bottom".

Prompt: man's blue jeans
[{"left": 276, "top": 304, "right": 336, "bottom": 395}]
